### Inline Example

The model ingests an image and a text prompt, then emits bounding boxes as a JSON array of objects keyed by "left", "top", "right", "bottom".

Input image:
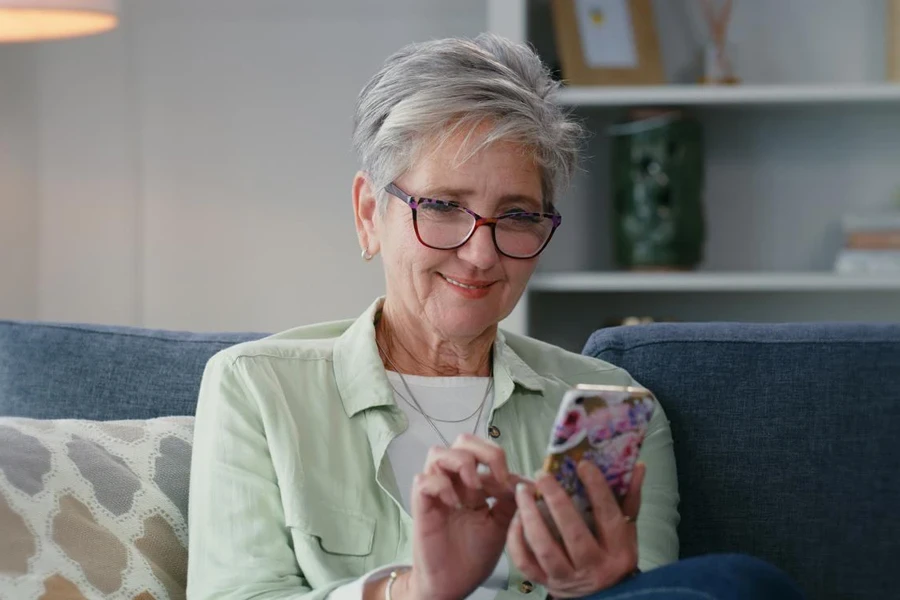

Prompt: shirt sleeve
[
  {"left": 187, "top": 353, "right": 353, "bottom": 600},
  {"left": 630, "top": 375, "right": 680, "bottom": 571}
]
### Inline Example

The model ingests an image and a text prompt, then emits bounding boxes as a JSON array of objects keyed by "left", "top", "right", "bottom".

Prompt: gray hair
[{"left": 352, "top": 33, "right": 584, "bottom": 210}]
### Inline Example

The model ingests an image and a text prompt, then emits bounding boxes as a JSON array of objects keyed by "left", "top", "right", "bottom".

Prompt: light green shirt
[{"left": 187, "top": 298, "right": 679, "bottom": 600}]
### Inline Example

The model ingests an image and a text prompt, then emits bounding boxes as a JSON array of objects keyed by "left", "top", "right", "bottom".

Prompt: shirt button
[
  {"left": 519, "top": 580, "right": 534, "bottom": 594},
  {"left": 488, "top": 425, "right": 501, "bottom": 439}
]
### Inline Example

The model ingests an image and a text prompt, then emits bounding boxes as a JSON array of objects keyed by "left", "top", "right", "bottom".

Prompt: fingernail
[{"left": 516, "top": 482, "right": 528, "bottom": 495}]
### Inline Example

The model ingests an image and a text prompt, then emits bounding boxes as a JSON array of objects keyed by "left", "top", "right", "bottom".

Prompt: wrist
[
  {"left": 388, "top": 569, "right": 418, "bottom": 600},
  {"left": 362, "top": 569, "right": 413, "bottom": 600}
]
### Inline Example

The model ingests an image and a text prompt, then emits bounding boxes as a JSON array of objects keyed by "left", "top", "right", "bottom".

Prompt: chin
[{"left": 430, "top": 303, "right": 504, "bottom": 339}]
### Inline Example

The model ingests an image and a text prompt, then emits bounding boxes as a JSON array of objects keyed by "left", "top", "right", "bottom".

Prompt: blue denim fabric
[
  {"left": 583, "top": 554, "right": 806, "bottom": 600},
  {"left": 583, "top": 322, "right": 900, "bottom": 600}
]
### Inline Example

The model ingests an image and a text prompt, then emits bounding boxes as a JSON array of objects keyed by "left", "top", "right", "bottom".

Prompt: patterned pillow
[{"left": 0, "top": 417, "right": 193, "bottom": 600}]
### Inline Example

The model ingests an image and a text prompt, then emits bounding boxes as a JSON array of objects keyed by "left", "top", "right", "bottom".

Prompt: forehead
[{"left": 406, "top": 128, "right": 543, "bottom": 201}]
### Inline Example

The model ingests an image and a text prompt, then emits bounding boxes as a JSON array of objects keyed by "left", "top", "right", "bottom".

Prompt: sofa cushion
[
  {"left": 0, "top": 321, "right": 264, "bottom": 420},
  {"left": 583, "top": 322, "right": 900, "bottom": 600},
  {"left": 0, "top": 416, "right": 193, "bottom": 599}
]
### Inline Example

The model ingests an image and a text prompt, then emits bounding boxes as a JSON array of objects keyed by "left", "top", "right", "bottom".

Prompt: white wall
[
  {"left": 31, "top": 0, "right": 487, "bottom": 331},
  {"left": 0, "top": 46, "right": 38, "bottom": 320}
]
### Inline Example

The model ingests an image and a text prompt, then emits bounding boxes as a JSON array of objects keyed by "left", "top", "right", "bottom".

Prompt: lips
[{"left": 439, "top": 273, "right": 495, "bottom": 289}]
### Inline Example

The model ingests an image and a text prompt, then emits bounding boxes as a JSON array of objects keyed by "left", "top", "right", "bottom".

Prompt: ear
[{"left": 353, "top": 171, "right": 381, "bottom": 257}]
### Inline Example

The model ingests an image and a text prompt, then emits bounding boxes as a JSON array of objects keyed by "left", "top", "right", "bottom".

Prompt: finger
[
  {"left": 516, "top": 481, "right": 574, "bottom": 579},
  {"left": 424, "top": 446, "right": 482, "bottom": 492},
  {"left": 534, "top": 471, "right": 601, "bottom": 569},
  {"left": 451, "top": 434, "right": 512, "bottom": 488},
  {"left": 415, "top": 471, "right": 462, "bottom": 509},
  {"left": 478, "top": 468, "right": 531, "bottom": 500},
  {"left": 482, "top": 471, "right": 532, "bottom": 526},
  {"left": 506, "top": 513, "right": 548, "bottom": 584},
  {"left": 620, "top": 462, "right": 646, "bottom": 523},
  {"left": 578, "top": 460, "right": 621, "bottom": 528}
]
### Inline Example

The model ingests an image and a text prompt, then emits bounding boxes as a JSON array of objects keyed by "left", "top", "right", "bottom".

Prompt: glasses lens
[
  {"left": 495, "top": 213, "right": 555, "bottom": 258},
  {"left": 415, "top": 201, "right": 475, "bottom": 248}
]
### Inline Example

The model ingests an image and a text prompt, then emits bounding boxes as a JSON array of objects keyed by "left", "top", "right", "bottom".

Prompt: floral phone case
[{"left": 538, "top": 384, "right": 656, "bottom": 535}]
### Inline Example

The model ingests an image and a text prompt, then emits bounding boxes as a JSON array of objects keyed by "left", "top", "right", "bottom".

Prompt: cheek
[{"left": 504, "top": 259, "right": 538, "bottom": 288}]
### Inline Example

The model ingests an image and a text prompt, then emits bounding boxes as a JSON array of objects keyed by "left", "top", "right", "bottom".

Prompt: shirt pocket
[{"left": 285, "top": 499, "right": 377, "bottom": 587}]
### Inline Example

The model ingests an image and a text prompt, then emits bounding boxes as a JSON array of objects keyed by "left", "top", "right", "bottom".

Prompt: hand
[
  {"left": 507, "top": 461, "right": 646, "bottom": 599},
  {"left": 402, "top": 434, "right": 522, "bottom": 600}
]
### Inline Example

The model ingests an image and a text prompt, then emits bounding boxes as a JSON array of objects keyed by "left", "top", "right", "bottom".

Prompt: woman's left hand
[{"left": 506, "top": 460, "right": 645, "bottom": 599}]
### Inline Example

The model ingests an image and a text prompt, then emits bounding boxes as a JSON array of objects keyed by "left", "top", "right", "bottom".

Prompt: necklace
[{"left": 375, "top": 337, "right": 493, "bottom": 447}]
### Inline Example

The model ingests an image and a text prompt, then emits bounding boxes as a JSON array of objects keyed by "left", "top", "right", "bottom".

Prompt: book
[
  {"left": 834, "top": 249, "right": 900, "bottom": 274},
  {"left": 845, "top": 231, "right": 900, "bottom": 250},
  {"left": 842, "top": 212, "right": 900, "bottom": 233}
]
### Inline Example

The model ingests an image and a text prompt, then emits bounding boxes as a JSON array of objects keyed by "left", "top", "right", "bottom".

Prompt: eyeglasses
[{"left": 384, "top": 183, "right": 562, "bottom": 259}]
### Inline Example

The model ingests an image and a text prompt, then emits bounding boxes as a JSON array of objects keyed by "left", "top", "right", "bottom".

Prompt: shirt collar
[{"left": 333, "top": 297, "right": 546, "bottom": 418}]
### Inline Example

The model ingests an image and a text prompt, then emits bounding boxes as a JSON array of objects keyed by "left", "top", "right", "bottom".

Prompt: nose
[{"left": 456, "top": 222, "right": 501, "bottom": 270}]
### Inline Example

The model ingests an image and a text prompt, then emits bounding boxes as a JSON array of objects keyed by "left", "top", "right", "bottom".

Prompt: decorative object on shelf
[
  {"left": 697, "top": 0, "right": 740, "bottom": 85},
  {"left": 609, "top": 108, "right": 705, "bottom": 271},
  {"left": 0, "top": 0, "right": 117, "bottom": 42},
  {"left": 551, "top": 0, "right": 664, "bottom": 86},
  {"left": 601, "top": 316, "right": 679, "bottom": 329},
  {"left": 834, "top": 209, "right": 900, "bottom": 274},
  {"left": 889, "top": 0, "right": 900, "bottom": 82}
]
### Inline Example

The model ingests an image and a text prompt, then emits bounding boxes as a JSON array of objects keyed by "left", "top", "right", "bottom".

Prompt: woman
[{"left": 187, "top": 34, "right": 804, "bottom": 600}]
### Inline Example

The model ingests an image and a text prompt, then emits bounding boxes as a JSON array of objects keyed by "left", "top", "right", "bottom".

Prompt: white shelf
[
  {"left": 554, "top": 84, "right": 900, "bottom": 107},
  {"left": 529, "top": 272, "right": 900, "bottom": 293}
]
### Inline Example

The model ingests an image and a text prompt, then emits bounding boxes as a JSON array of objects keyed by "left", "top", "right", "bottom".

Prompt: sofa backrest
[
  {"left": 0, "top": 321, "right": 266, "bottom": 420},
  {"left": 584, "top": 322, "right": 900, "bottom": 600}
]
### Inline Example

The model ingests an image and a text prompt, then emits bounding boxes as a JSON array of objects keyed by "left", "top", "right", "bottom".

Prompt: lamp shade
[{"left": 0, "top": 0, "right": 117, "bottom": 42}]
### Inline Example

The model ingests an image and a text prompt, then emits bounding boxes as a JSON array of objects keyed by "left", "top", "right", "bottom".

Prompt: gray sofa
[{"left": 1, "top": 319, "right": 898, "bottom": 599}]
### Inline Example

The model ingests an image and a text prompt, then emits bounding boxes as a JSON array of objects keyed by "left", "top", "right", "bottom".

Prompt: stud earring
[{"left": 361, "top": 248, "right": 373, "bottom": 261}]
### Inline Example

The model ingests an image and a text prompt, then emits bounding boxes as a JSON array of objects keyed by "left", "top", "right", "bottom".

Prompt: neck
[{"left": 375, "top": 300, "right": 495, "bottom": 377}]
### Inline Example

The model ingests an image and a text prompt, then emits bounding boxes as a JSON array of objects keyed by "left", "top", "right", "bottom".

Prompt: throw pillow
[{"left": 0, "top": 416, "right": 193, "bottom": 600}]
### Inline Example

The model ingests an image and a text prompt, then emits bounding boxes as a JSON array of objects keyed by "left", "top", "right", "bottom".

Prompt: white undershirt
[{"left": 330, "top": 372, "right": 508, "bottom": 600}]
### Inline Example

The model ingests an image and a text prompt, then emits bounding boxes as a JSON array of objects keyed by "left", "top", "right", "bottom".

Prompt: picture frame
[{"left": 552, "top": 0, "right": 665, "bottom": 86}]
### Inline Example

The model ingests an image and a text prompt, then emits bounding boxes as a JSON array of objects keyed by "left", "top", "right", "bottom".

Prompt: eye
[
  {"left": 503, "top": 210, "right": 544, "bottom": 224},
  {"left": 419, "top": 200, "right": 459, "bottom": 213}
]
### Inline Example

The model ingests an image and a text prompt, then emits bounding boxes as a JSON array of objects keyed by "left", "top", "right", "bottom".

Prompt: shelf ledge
[
  {"left": 529, "top": 272, "right": 900, "bottom": 292},
  {"left": 554, "top": 84, "right": 900, "bottom": 107}
]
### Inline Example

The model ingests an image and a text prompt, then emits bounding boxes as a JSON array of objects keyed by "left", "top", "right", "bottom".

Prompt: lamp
[{"left": 0, "top": 0, "right": 117, "bottom": 43}]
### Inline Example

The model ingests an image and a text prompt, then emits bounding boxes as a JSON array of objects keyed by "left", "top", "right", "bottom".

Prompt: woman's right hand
[{"left": 394, "top": 434, "right": 520, "bottom": 600}]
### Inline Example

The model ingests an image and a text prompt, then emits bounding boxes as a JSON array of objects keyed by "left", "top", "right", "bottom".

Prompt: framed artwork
[{"left": 552, "top": 0, "right": 664, "bottom": 86}]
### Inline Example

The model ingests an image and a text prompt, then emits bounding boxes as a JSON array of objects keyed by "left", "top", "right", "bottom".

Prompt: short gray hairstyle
[{"left": 352, "top": 33, "right": 584, "bottom": 209}]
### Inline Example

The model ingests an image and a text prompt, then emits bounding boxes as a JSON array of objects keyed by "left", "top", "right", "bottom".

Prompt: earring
[{"left": 361, "top": 248, "right": 373, "bottom": 261}]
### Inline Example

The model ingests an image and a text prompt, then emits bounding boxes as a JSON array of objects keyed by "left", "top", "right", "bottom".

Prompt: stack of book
[{"left": 834, "top": 212, "right": 900, "bottom": 274}]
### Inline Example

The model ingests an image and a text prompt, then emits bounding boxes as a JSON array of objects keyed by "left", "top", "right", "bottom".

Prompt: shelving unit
[{"left": 493, "top": 0, "right": 900, "bottom": 350}]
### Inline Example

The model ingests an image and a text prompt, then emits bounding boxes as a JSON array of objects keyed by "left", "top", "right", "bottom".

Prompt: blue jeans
[{"left": 581, "top": 554, "right": 806, "bottom": 600}]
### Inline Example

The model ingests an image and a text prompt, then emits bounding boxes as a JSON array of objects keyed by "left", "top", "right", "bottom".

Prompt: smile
[{"left": 440, "top": 274, "right": 493, "bottom": 290}]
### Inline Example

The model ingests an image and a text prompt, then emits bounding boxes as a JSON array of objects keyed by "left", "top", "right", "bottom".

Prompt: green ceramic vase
[{"left": 610, "top": 110, "right": 706, "bottom": 270}]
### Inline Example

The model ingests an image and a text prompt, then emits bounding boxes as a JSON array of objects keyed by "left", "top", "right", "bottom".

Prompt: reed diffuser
[
  {"left": 889, "top": 0, "right": 900, "bottom": 81},
  {"left": 698, "top": 0, "right": 740, "bottom": 85}
]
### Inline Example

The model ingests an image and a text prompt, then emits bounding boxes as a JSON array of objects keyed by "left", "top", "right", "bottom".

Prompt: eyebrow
[{"left": 419, "top": 186, "right": 544, "bottom": 210}]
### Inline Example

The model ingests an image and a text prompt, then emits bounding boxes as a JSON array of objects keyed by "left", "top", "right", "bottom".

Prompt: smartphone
[{"left": 537, "top": 384, "right": 656, "bottom": 536}]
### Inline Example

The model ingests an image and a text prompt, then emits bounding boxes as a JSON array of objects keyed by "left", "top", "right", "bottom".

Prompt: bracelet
[{"left": 385, "top": 569, "right": 408, "bottom": 600}]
